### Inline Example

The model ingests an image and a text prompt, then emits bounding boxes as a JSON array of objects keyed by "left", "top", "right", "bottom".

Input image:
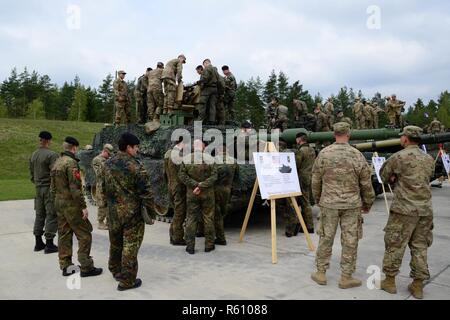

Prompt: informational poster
[
  {"left": 442, "top": 153, "right": 450, "bottom": 175},
  {"left": 372, "top": 156, "right": 386, "bottom": 184},
  {"left": 253, "top": 152, "right": 301, "bottom": 200}
]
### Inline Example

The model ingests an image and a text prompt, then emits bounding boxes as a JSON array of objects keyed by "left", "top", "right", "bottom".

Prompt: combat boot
[
  {"left": 118, "top": 278, "right": 142, "bottom": 291},
  {"left": 408, "top": 279, "right": 424, "bottom": 299},
  {"left": 205, "top": 245, "right": 215, "bottom": 253},
  {"left": 214, "top": 239, "right": 227, "bottom": 246},
  {"left": 98, "top": 221, "right": 108, "bottom": 230},
  {"left": 186, "top": 246, "right": 195, "bottom": 255},
  {"left": 172, "top": 239, "right": 187, "bottom": 246},
  {"left": 44, "top": 238, "right": 58, "bottom": 254},
  {"left": 80, "top": 267, "right": 103, "bottom": 278},
  {"left": 338, "top": 274, "right": 362, "bottom": 289},
  {"left": 380, "top": 276, "right": 397, "bottom": 294},
  {"left": 34, "top": 236, "right": 46, "bottom": 252},
  {"left": 311, "top": 271, "right": 327, "bottom": 285}
]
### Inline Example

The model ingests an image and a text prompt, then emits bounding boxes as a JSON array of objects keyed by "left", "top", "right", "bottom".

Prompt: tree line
[{"left": 1, "top": 67, "right": 449, "bottom": 129}]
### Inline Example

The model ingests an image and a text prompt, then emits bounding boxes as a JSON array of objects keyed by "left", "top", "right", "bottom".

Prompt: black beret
[
  {"left": 64, "top": 136, "right": 79, "bottom": 146},
  {"left": 39, "top": 131, "right": 52, "bottom": 140},
  {"left": 120, "top": 133, "right": 140, "bottom": 146}
]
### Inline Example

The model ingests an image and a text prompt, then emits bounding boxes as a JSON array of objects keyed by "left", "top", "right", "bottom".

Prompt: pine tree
[
  {"left": 277, "top": 71, "right": 289, "bottom": 105},
  {"left": 263, "top": 70, "right": 277, "bottom": 103},
  {"left": 98, "top": 74, "right": 115, "bottom": 123}
]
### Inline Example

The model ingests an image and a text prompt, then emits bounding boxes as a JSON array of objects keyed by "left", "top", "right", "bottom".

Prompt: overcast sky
[{"left": 1, "top": 0, "right": 449, "bottom": 104}]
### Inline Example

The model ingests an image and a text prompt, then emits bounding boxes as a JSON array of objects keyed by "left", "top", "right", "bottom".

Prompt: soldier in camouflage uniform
[
  {"left": 197, "top": 59, "right": 219, "bottom": 124},
  {"left": 273, "top": 99, "right": 289, "bottom": 132},
  {"left": 353, "top": 97, "right": 365, "bottom": 129},
  {"left": 113, "top": 70, "right": 131, "bottom": 126},
  {"left": 363, "top": 101, "right": 374, "bottom": 129},
  {"left": 324, "top": 98, "right": 334, "bottom": 128},
  {"left": 372, "top": 102, "right": 384, "bottom": 129},
  {"left": 92, "top": 144, "right": 114, "bottom": 230},
  {"left": 214, "top": 144, "right": 239, "bottom": 245},
  {"left": 147, "top": 62, "right": 164, "bottom": 122},
  {"left": 164, "top": 138, "right": 187, "bottom": 246},
  {"left": 222, "top": 66, "right": 237, "bottom": 121},
  {"left": 334, "top": 109, "right": 353, "bottom": 127},
  {"left": 50, "top": 137, "right": 103, "bottom": 278},
  {"left": 311, "top": 122, "right": 375, "bottom": 289},
  {"left": 385, "top": 94, "right": 405, "bottom": 128},
  {"left": 379, "top": 126, "right": 435, "bottom": 299},
  {"left": 162, "top": 54, "right": 186, "bottom": 114},
  {"left": 429, "top": 117, "right": 444, "bottom": 134},
  {"left": 134, "top": 68, "right": 152, "bottom": 124},
  {"left": 266, "top": 99, "right": 277, "bottom": 131},
  {"left": 179, "top": 139, "right": 218, "bottom": 254},
  {"left": 104, "top": 133, "right": 155, "bottom": 291},
  {"left": 293, "top": 99, "right": 308, "bottom": 121},
  {"left": 215, "top": 67, "right": 227, "bottom": 125},
  {"left": 314, "top": 104, "right": 330, "bottom": 132},
  {"left": 29, "top": 131, "right": 59, "bottom": 253}
]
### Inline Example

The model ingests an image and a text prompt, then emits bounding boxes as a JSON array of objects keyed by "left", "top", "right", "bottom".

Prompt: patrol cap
[
  {"left": 103, "top": 144, "right": 114, "bottom": 153},
  {"left": 333, "top": 122, "right": 351, "bottom": 135},
  {"left": 118, "top": 70, "right": 126, "bottom": 75},
  {"left": 65, "top": 136, "right": 80, "bottom": 147},
  {"left": 399, "top": 126, "right": 423, "bottom": 138},
  {"left": 39, "top": 131, "right": 52, "bottom": 140}
]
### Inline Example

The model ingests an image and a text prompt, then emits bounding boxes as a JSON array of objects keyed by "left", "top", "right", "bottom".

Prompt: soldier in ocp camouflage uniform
[
  {"left": 104, "top": 133, "right": 155, "bottom": 291},
  {"left": 92, "top": 144, "right": 114, "bottom": 230},
  {"left": 164, "top": 138, "right": 187, "bottom": 246},
  {"left": 363, "top": 101, "right": 374, "bottom": 129},
  {"left": 372, "top": 102, "right": 384, "bottom": 129},
  {"left": 135, "top": 68, "right": 152, "bottom": 124},
  {"left": 214, "top": 144, "right": 239, "bottom": 245},
  {"left": 324, "top": 98, "right": 334, "bottom": 128},
  {"left": 293, "top": 99, "right": 308, "bottom": 121},
  {"left": 179, "top": 139, "right": 218, "bottom": 254},
  {"left": 274, "top": 101, "right": 289, "bottom": 132},
  {"left": 379, "top": 126, "right": 435, "bottom": 299},
  {"left": 222, "top": 65, "right": 237, "bottom": 121},
  {"left": 162, "top": 54, "right": 186, "bottom": 114},
  {"left": 314, "top": 104, "right": 330, "bottom": 132},
  {"left": 353, "top": 97, "right": 365, "bottom": 129},
  {"left": 311, "top": 122, "right": 375, "bottom": 289},
  {"left": 50, "top": 137, "right": 103, "bottom": 278},
  {"left": 429, "top": 117, "right": 444, "bottom": 134},
  {"left": 113, "top": 70, "right": 131, "bottom": 126},
  {"left": 147, "top": 62, "right": 164, "bottom": 122},
  {"left": 29, "top": 131, "right": 59, "bottom": 253},
  {"left": 334, "top": 109, "right": 353, "bottom": 127}
]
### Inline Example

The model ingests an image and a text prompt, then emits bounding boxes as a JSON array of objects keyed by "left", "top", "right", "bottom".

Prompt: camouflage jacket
[
  {"left": 29, "top": 147, "right": 59, "bottom": 187},
  {"left": 293, "top": 100, "right": 308, "bottom": 119},
  {"left": 386, "top": 99, "right": 404, "bottom": 115},
  {"left": 164, "top": 145, "right": 184, "bottom": 192},
  {"left": 148, "top": 68, "right": 163, "bottom": 91},
  {"left": 224, "top": 73, "right": 237, "bottom": 96},
  {"left": 134, "top": 74, "right": 148, "bottom": 99},
  {"left": 104, "top": 151, "right": 154, "bottom": 222},
  {"left": 353, "top": 102, "right": 364, "bottom": 116},
  {"left": 334, "top": 115, "right": 353, "bottom": 127},
  {"left": 312, "top": 143, "right": 375, "bottom": 209},
  {"left": 178, "top": 152, "right": 218, "bottom": 191},
  {"left": 198, "top": 65, "right": 218, "bottom": 89},
  {"left": 50, "top": 151, "right": 87, "bottom": 212},
  {"left": 92, "top": 153, "right": 106, "bottom": 186},
  {"left": 295, "top": 143, "right": 316, "bottom": 188},
  {"left": 315, "top": 111, "right": 329, "bottom": 132},
  {"left": 113, "top": 78, "right": 130, "bottom": 103},
  {"left": 380, "top": 145, "right": 435, "bottom": 216},
  {"left": 324, "top": 102, "right": 334, "bottom": 116},
  {"left": 276, "top": 104, "right": 289, "bottom": 121},
  {"left": 162, "top": 58, "right": 183, "bottom": 82},
  {"left": 215, "top": 154, "right": 239, "bottom": 192},
  {"left": 430, "top": 120, "right": 443, "bottom": 133},
  {"left": 363, "top": 105, "right": 374, "bottom": 119}
]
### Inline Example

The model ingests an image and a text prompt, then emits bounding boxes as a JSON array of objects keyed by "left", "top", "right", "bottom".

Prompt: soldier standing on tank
[
  {"left": 363, "top": 101, "right": 374, "bottom": 129},
  {"left": 222, "top": 66, "right": 237, "bottom": 121},
  {"left": 214, "top": 144, "right": 239, "bottom": 245},
  {"left": 103, "top": 133, "right": 155, "bottom": 291},
  {"left": 273, "top": 98, "right": 289, "bottom": 132},
  {"left": 429, "top": 117, "right": 444, "bottom": 134},
  {"left": 334, "top": 109, "right": 353, "bottom": 127},
  {"left": 29, "top": 131, "right": 59, "bottom": 254},
  {"left": 135, "top": 68, "right": 152, "bottom": 124},
  {"left": 92, "top": 144, "right": 114, "bottom": 230},
  {"left": 165, "top": 137, "right": 187, "bottom": 246},
  {"left": 162, "top": 54, "right": 186, "bottom": 114},
  {"left": 353, "top": 97, "right": 365, "bottom": 129},
  {"left": 266, "top": 99, "right": 277, "bottom": 131},
  {"left": 324, "top": 98, "right": 335, "bottom": 128},
  {"left": 379, "top": 126, "right": 435, "bottom": 299},
  {"left": 147, "top": 62, "right": 164, "bottom": 122},
  {"left": 197, "top": 59, "right": 219, "bottom": 124},
  {"left": 293, "top": 99, "right": 308, "bottom": 121},
  {"left": 179, "top": 139, "right": 218, "bottom": 254},
  {"left": 50, "top": 137, "right": 103, "bottom": 278},
  {"left": 113, "top": 70, "right": 131, "bottom": 126},
  {"left": 215, "top": 66, "right": 226, "bottom": 125},
  {"left": 385, "top": 94, "right": 405, "bottom": 128},
  {"left": 311, "top": 122, "right": 375, "bottom": 289},
  {"left": 372, "top": 102, "right": 384, "bottom": 129},
  {"left": 314, "top": 104, "right": 330, "bottom": 132}
]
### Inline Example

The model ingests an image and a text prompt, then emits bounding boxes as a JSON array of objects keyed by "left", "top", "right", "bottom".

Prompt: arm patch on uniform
[{"left": 73, "top": 168, "right": 81, "bottom": 181}]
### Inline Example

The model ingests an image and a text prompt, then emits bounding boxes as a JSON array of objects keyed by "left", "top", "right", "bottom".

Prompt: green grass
[{"left": 0, "top": 118, "right": 104, "bottom": 201}]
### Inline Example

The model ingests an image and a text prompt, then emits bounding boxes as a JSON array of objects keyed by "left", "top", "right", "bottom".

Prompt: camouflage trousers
[
  {"left": 108, "top": 212, "right": 145, "bottom": 288},
  {"left": 355, "top": 115, "right": 365, "bottom": 129},
  {"left": 224, "top": 94, "right": 235, "bottom": 121},
  {"left": 148, "top": 89, "right": 164, "bottom": 120},
  {"left": 95, "top": 186, "right": 107, "bottom": 224},
  {"left": 315, "top": 207, "right": 363, "bottom": 276},
  {"left": 56, "top": 205, "right": 94, "bottom": 272},
  {"left": 284, "top": 193, "right": 314, "bottom": 233},
  {"left": 215, "top": 187, "right": 232, "bottom": 242},
  {"left": 216, "top": 97, "right": 226, "bottom": 126},
  {"left": 198, "top": 87, "right": 218, "bottom": 123},
  {"left": 34, "top": 186, "right": 57, "bottom": 239},
  {"left": 185, "top": 189, "right": 215, "bottom": 248},
  {"left": 136, "top": 96, "right": 148, "bottom": 124},
  {"left": 274, "top": 119, "right": 288, "bottom": 132},
  {"left": 163, "top": 79, "right": 176, "bottom": 113},
  {"left": 382, "top": 212, "right": 433, "bottom": 280},
  {"left": 169, "top": 185, "right": 187, "bottom": 243},
  {"left": 115, "top": 102, "right": 131, "bottom": 125}
]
